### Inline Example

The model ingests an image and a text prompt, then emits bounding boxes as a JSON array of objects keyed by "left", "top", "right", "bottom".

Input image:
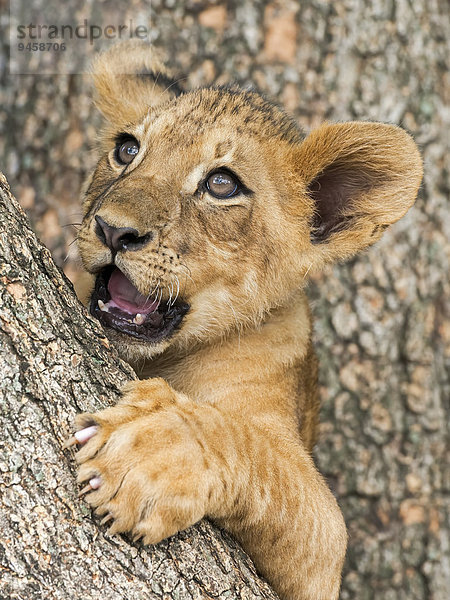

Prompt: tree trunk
[{"left": 0, "top": 173, "right": 279, "bottom": 600}]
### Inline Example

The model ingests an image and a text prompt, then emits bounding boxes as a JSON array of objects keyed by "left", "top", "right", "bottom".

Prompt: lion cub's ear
[
  {"left": 91, "top": 41, "right": 183, "bottom": 125},
  {"left": 294, "top": 122, "right": 423, "bottom": 263}
]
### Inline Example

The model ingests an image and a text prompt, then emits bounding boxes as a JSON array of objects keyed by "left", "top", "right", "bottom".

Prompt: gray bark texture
[
  {"left": 0, "top": 1, "right": 449, "bottom": 599},
  {"left": 0, "top": 175, "right": 279, "bottom": 599}
]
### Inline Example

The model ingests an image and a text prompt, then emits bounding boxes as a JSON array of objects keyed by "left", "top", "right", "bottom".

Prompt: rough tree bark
[{"left": 0, "top": 173, "right": 279, "bottom": 600}]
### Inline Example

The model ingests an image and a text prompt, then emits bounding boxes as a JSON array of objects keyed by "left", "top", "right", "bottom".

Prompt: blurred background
[{"left": 0, "top": 1, "right": 449, "bottom": 598}]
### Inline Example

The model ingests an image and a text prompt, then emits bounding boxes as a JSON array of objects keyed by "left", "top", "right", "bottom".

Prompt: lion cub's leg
[
  {"left": 69, "top": 377, "right": 346, "bottom": 600},
  {"left": 215, "top": 425, "right": 347, "bottom": 600}
]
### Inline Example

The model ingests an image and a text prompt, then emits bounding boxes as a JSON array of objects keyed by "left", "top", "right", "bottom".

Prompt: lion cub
[{"left": 69, "top": 42, "right": 422, "bottom": 600}]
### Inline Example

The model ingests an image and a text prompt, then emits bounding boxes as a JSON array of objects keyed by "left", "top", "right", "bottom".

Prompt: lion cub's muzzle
[
  {"left": 94, "top": 215, "right": 154, "bottom": 254},
  {"left": 89, "top": 266, "right": 189, "bottom": 344}
]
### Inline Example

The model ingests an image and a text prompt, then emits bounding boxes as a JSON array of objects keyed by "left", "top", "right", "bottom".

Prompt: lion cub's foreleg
[{"left": 70, "top": 377, "right": 346, "bottom": 600}]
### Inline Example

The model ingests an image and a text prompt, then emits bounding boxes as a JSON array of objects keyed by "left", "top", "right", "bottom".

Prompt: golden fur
[{"left": 72, "top": 41, "right": 423, "bottom": 600}]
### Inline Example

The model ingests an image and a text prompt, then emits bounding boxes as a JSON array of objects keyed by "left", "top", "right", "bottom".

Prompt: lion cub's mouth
[{"left": 89, "top": 267, "right": 189, "bottom": 343}]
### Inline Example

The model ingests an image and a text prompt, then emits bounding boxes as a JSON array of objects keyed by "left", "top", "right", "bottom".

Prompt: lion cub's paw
[{"left": 67, "top": 378, "right": 213, "bottom": 543}]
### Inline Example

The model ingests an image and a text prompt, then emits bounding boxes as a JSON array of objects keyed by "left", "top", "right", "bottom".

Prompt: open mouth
[{"left": 89, "top": 267, "right": 189, "bottom": 343}]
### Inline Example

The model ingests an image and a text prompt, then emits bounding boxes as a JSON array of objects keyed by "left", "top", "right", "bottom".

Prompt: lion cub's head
[{"left": 77, "top": 42, "right": 422, "bottom": 363}]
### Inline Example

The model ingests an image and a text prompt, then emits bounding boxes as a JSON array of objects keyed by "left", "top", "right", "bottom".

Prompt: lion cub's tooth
[
  {"left": 98, "top": 299, "right": 109, "bottom": 312},
  {"left": 134, "top": 313, "right": 146, "bottom": 325}
]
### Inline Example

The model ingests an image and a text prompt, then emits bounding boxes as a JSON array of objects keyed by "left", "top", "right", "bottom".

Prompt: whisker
[
  {"left": 147, "top": 236, "right": 162, "bottom": 291},
  {"left": 167, "top": 279, "right": 174, "bottom": 308},
  {"left": 160, "top": 76, "right": 188, "bottom": 97},
  {"left": 156, "top": 285, "right": 163, "bottom": 309},
  {"left": 303, "top": 262, "right": 313, "bottom": 279},
  {"left": 179, "top": 262, "right": 194, "bottom": 284},
  {"left": 62, "top": 222, "right": 82, "bottom": 230},
  {"left": 173, "top": 275, "right": 180, "bottom": 304},
  {"left": 150, "top": 71, "right": 160, "bottom": 101},
  {"left": 179, "top": 260, "right": 192, "bottom": 277},
  {"left": 147, "top": 279, "right": 160, "bottom": 302},
  {"left": 64, "top": 238, "right": 79, "bottom": 262}
]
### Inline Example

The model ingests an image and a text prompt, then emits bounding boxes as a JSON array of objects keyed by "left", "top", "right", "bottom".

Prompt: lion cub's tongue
[{"left": 107, "top": 268, "right": 158, "bottom": 314}]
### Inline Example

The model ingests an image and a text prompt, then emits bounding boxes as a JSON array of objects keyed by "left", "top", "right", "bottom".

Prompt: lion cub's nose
[{"left": 95, "top": 215, "right": 153, "bottom": 253}]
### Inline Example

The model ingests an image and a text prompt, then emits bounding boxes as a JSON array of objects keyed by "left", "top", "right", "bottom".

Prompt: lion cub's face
[
  {"left": 77, "top": 44, "right": 422, "bottom": 362},
  {"left": 78, "top": 88, "right": 310, "bottom": 360}
]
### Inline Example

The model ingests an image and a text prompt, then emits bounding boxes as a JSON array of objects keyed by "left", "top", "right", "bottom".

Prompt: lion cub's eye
[
  {"left": 206, "top": 170, "right": 240, "bottom": 199},
  {"left": 115, "top": 137, "right": 140, "bottom": 165}
]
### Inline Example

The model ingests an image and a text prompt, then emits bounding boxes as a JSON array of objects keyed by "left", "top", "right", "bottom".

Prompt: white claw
[
  {"left": 74, "top": 425, "right": 98, "bottom": 444},
  {"left": 134, "top": 313, "right": 146, "bottom": 325},
  {"left": 98, "top": 299, "right": 109, "bottom": 312},
  {"left": 89, "top": 476, "right": 102, "bottom": 490},
  {"left": 78, "top": 475, "right": 102, "bottom": 497},
  {"left": 100, "top": 513, "right": 113, "bottom": 526}
]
